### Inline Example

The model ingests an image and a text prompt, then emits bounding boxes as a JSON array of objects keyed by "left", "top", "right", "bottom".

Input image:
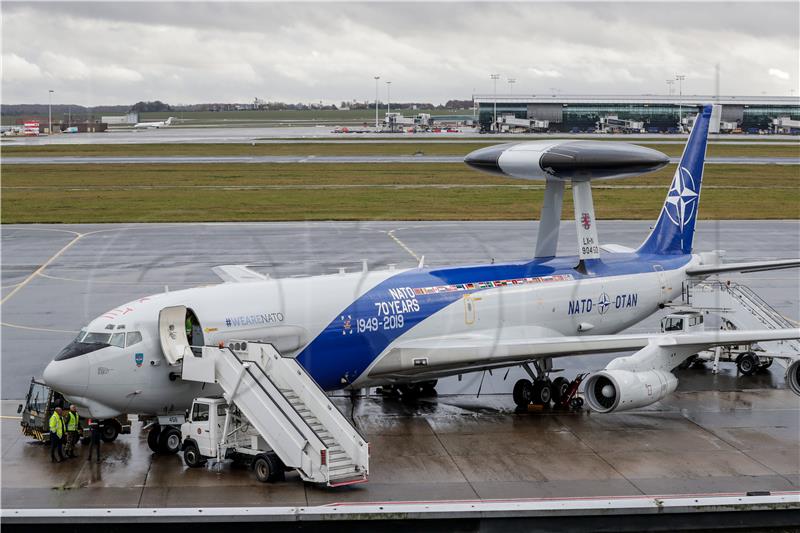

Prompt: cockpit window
[
  {"left": 55, "top": 329, "right": 113, "bottom": 361},
  {"left": 109, "top": 332, "right": 125, "bottom": 348},
  {"left": 83, "top": 332, "right": 112, "bottom": 344},
  {"left": 126, "top": 331, "right": 143, "bottom": 347}
]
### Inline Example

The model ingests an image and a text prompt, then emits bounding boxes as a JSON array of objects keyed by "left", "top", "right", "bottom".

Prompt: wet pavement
[
  {"left": 2, "top": 385, "right": 799, "bottom": 509},
  {"left": 1, "top": 220, "right": 799, "bottom": 509}
]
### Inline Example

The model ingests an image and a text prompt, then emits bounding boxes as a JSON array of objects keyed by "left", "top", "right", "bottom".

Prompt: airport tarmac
[
  {"left": 3, "top": 125, "right": 800, "bottom": 145},
  {"left": 2, "top": 221, "right": 799, "bottom": 510},
  {"left": 5, "top": 155, "right": 800, "bottom": 165}
]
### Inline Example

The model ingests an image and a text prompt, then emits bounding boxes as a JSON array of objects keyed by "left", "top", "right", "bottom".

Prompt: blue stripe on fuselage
[{"left": 295, "top": 252, "right": 691, "bottom": 390}]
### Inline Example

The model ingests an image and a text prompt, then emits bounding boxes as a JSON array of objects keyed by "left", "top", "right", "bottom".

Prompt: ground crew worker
[
  {"left": 49, "top": 406, "right": 65, "bottom": 463},
  {"left": 86, "top": 419, "right": 102, "bottom": 463},
  {"left": 64, "top": 405, "right": 80, "bottom": 458}
]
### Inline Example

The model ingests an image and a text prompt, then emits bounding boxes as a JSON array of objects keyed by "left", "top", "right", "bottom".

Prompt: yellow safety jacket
[
  {"left": 49, "top": 412, "right": 64, "bottom": 439},
  {"left": 67, "top": 411, "right": 79, "bottom": 432}
]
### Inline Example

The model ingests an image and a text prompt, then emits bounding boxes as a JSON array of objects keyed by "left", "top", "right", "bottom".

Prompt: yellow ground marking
[
  {"left": 1, "top": 232, "right": 83, "bottom": 306},
  {"left": 0, "top": 416, "right": 22, "bottom": 420},
  {"left": 0, "top": 322, "right": 77, "bottom": 334},
  {"left": 386, "top": 228, "right": 421, "bottom": 262}
]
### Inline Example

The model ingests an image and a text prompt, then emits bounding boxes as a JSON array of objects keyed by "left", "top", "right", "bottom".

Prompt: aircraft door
[
  {"left": 159, "top": 306, "right": 190, "bottom": 365},
  {"left": 653, "top": 264, "right": 667, "bottom": 300}
]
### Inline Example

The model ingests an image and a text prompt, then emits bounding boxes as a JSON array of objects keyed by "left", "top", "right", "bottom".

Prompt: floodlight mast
[
  {"left": 48, "top": 89, "right": 54, "bottom": 135},
  {"left": 676, "top": 74, "right": 686, "bottom": 131},
  {"left": 490, "top": 74, "right": 500, "bottom": 131},
  {"left": 374, "top": 76, "right": 380, "bottom": 129}
]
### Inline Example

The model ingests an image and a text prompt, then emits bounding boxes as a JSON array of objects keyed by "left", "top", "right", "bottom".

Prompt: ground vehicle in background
[{"left": 18, "top": 378, "right": 131, "bottom": 443}]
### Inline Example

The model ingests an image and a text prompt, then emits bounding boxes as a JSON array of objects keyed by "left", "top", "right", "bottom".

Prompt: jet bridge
[{"left": 179, "top": 341, "right": 369, "bottom": 486}]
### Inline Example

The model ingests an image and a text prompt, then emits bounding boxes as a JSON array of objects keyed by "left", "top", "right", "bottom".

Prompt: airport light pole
[
  {"left": 666, "top": 79, "right": 674, "bottom": 96},
  {"left": 490, "top": 74, "right": 500, "bottom": 131},
  {"left": 48, "top": 89, "right": 54, "bottom": 135},
  {"left": 374, "top": 76, "right": 380, "bottom": 129},
  {"left": 507, "top": 78, "right": 516, "bottom": 95},
  {"left": 386, "top": 81, "right": 392, "bottom": 132},
  {"left": 675, "top": 74, "right": 686, "bottom": 132}
]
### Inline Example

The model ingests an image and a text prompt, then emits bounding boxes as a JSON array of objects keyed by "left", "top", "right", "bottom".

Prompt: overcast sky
[{"left": 2, "top": 1, "right": 798, "bottom": 106}]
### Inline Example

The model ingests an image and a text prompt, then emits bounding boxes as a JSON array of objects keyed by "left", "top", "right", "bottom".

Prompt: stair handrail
[
  {"left": 729, "top": 283, "right": 796, "bottom": 329},
  {"left": 225, "top": 347, "right": 327, "bottom": 449},
  {"left": 282, "top": 356, "right": 369, "bottom": 445}
]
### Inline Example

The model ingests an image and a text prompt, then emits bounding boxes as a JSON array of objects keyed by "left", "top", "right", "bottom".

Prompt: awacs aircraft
[
  {"left": 44, "top": 105, "right": 800, "bottom": 454},
  {"left": 134, "top": 117, "right": 175, "bottom": 129}
]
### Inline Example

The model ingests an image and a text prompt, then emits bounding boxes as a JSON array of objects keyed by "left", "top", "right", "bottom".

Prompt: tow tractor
[
  {"left": 18, "top": 378, "right": 131, "bottom": 443},
  {"left": 181, "top": 397, "right": 287, "bottom": 483}
]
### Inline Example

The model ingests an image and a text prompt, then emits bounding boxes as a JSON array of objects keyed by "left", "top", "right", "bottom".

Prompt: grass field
[
  {"left": 3, "top": 163, "right": 798, "bottom": 223},
  {"left": 3, "top": 142, "right": 799, "bottom": 158}
]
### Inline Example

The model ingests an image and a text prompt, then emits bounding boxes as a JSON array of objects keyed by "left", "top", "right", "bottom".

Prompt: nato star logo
[
  {"left": 664, "top": 166, "right": 698, "bottom": 230},
  {"left": 597, "top": 293, "right": 610, "bottom": 315}
]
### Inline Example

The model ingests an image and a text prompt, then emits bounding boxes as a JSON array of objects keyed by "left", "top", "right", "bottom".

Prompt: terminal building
[{"left": 472, "top": 94, "right": 800, "bottom": 133}]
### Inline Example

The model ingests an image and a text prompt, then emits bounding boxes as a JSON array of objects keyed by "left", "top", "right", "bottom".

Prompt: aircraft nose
[
  {"left": 43, "top": 357, "right": 89, "bottom": 397},
  {"left": 463, "top": 144, "right": 514, "bottom": 176}
]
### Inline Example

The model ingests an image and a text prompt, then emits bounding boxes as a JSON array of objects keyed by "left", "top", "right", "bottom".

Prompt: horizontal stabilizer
[
  {"left": 212, "top": 265, "right": 269, "bottom": 283},
  {"left": 600, "top": 244, "right": 636, "bottom": 254},
  {"left": 687, "top": 259, "right": 800, "bottom": 276}
]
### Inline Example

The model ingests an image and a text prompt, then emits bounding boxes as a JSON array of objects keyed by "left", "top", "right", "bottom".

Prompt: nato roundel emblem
[{"left": 134, "top": 352, "right": 144, "bottom": 367}]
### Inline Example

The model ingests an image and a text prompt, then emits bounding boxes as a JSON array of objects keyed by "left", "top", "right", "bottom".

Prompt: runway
[
  {"left": 1, "top": 221, "right": 799, "bottom": 514},
  {"left": 5, "top": 155, "right": 800, "bottom": 165}
]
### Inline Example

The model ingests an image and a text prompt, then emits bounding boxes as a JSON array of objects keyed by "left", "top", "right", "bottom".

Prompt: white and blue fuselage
[{"left": 44, "top": 105, "right": 720, "bottom": 419}]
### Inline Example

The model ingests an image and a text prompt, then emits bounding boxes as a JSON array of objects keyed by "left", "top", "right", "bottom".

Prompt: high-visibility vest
[
  {"left": 67, "top": 411, "right": 79, "bottom": 431},
  {"left": 49, "top": 412, "right": 64, "bottom": 438}
]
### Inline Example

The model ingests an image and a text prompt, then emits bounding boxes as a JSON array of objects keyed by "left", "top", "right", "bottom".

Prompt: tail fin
[{"left": 638, "top": 104, "right": 713, "bottom": 255}]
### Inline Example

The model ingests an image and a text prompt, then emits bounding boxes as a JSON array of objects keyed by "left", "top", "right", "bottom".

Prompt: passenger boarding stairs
[
  {"left": 180, "top": 341, "right": 369, "bottom": 486},
  {"left": 684, "top": 280, "right": 800, "bottom": 358}
]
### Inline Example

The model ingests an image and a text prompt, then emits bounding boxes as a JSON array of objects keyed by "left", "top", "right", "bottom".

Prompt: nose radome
[
  {"left": 42, "top": 358, "right": 89, "bottom": 397},
  {"left": 464, "top": 144, "right": 515, "bottom": 176}
]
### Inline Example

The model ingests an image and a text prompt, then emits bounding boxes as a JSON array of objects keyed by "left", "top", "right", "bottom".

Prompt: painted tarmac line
[
  {"left": 0, "top": 233, "right": 84, "bottom": 306},
  {"left": 386, "top": 229, "right": 421, "bottom": 262},
  {"left": 1, "top": 322, "right": 78, "bottom": 334}
]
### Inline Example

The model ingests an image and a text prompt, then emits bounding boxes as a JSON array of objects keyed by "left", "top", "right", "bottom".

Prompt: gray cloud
[{"left": 2, "top": 2, "right": 798, "bottom": 105}]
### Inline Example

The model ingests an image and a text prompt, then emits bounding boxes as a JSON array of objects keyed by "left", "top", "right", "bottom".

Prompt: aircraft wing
[
  {"left": 687, "top": 258, "right": 800, "bottom": 276},
  {"left": 367, "top": 328, "right": 800, "bottom": 380},
  {"left": 212, "top": 265, "right": 269, "bottom": 283}
]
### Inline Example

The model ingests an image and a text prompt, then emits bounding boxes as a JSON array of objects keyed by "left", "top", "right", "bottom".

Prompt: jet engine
[
  {"left": 584, "top": 369, "right": 678, "bottom": 413},
  {"left": 787, "top": 359, "right": 800, "bottom": 397}
]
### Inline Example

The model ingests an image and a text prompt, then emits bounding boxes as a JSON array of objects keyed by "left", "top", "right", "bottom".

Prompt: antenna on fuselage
[{"left": 463, "top": 140, "right": 670, "bottom": 267}]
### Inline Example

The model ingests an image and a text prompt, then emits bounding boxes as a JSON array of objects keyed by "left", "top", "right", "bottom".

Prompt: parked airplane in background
[
  {"left": 44, "top": 105, "right": 800, "bottom": 455},
  {"left": 134, "top": 117, "right": 175, "bottom": 129}
]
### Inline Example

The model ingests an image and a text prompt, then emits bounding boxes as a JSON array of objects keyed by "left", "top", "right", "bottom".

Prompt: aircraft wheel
[
  {"left": 399, "top": 383, "right": 423, "bottom": 400},
  {"left": 421, "top": 380, "right": 438, "bottom": 395},
  {"left": 512, "top": 379, "right": 533, "bottom": 409},
  {"left": 182, "top": 442, "right": 206, "bottom": 468},
  {"left": 531, "top": 380, "right": 552, "bottom": 406},
  {"left": 158, "top": 427, "right": 182, "bottom": 455},
  {"left": 551, "top": 377, "right": 570, "bottom": 405},
  {"left": 737, "top": 352, "right": 759, "bottom": 376},
  {"left": 147, "top": 426, "right": 161, "bottom": 453}
]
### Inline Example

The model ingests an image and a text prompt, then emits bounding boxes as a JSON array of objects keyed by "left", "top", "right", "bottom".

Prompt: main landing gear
[{"left": 512, "top": 362, "right": 584, "bottom": 411}]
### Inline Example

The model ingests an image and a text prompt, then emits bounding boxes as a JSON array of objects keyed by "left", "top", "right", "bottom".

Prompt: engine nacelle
[
  {"left": 584, "top": 369, "right": 678, "bottom": 413},
  {"left": 787, "top": 359, "right": 800, "bottom": 397}
]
